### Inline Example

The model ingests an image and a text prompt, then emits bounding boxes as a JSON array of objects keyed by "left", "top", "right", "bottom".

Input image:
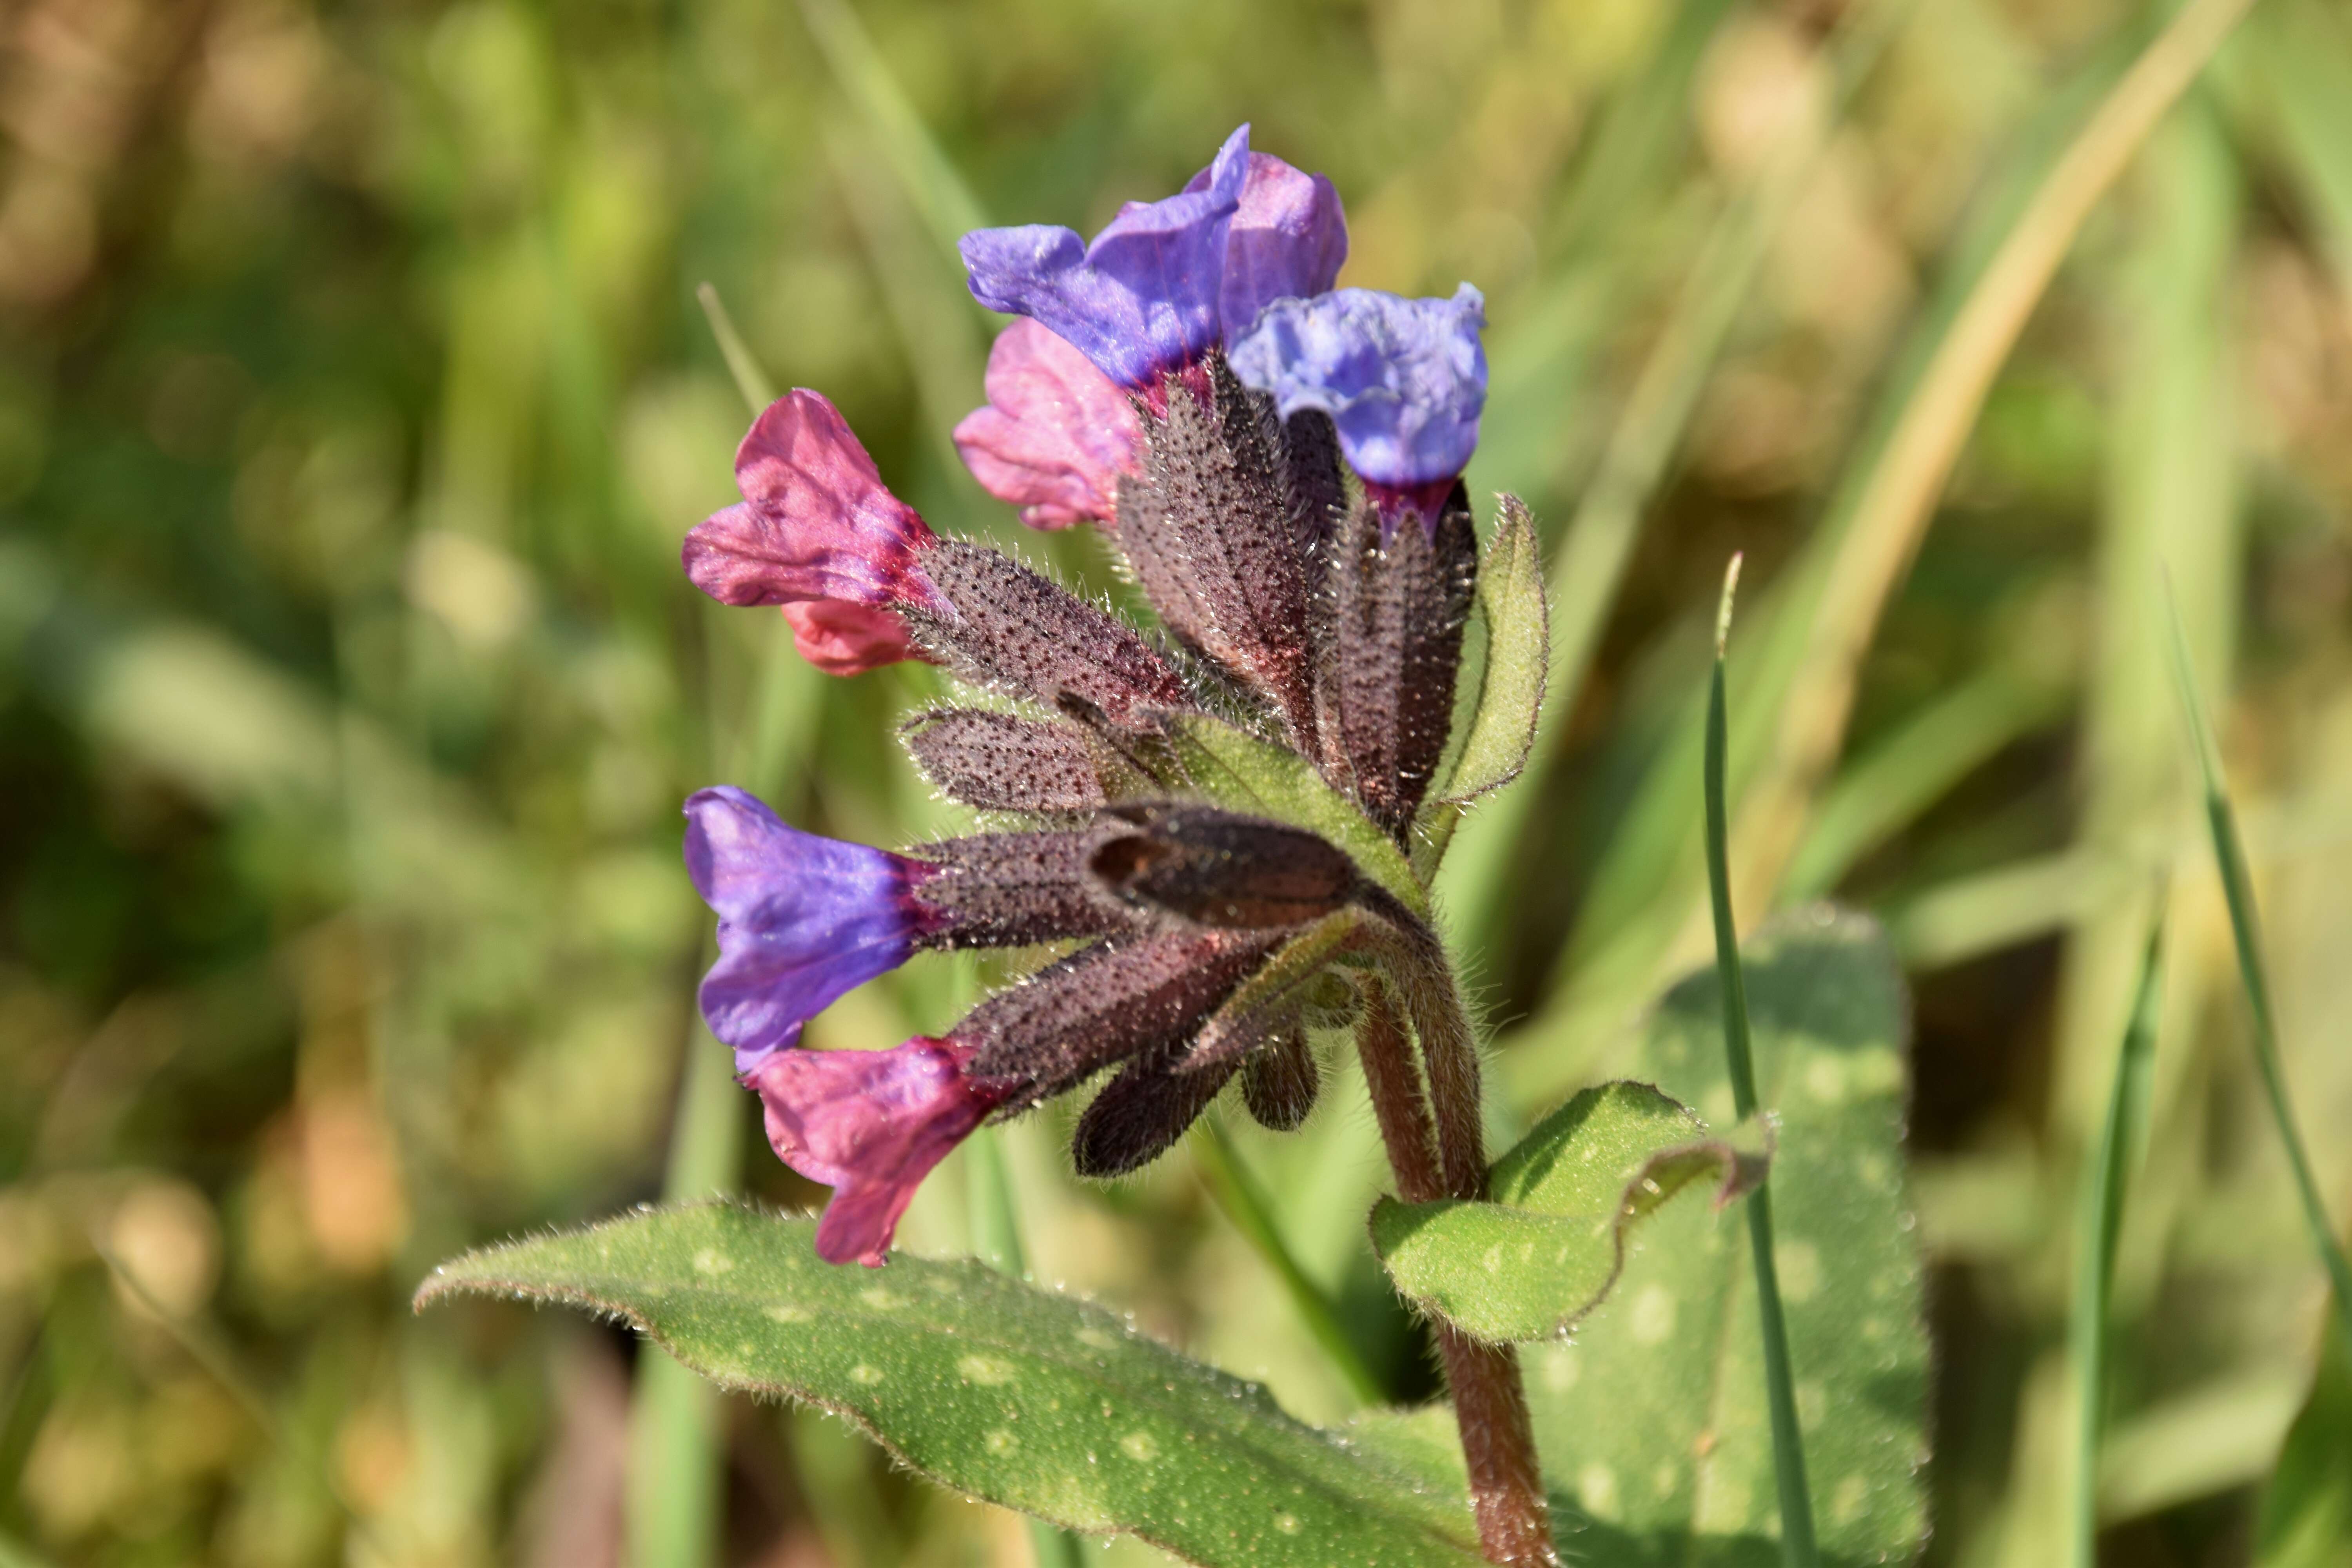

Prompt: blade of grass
[
  {"left": 1785, "top": 669, "right": 2067, "bottom": 900},
  {"left": 625, "top": 1004, "right": 742, "bottom": 1568},
  {"left": 2239, "top": 0, "right": 2352, "bottom": 294},
  {"left": 963, "top": 1127, "right": 1090, "bottom": 1568},
  {"left": 1510, "top": 0, "right": 2259, "bottom": 1113},
  {"left": 795, "top": 0, "right": 989, "bottom": 265},
  {"left": 1192, "top": 1115, "right": 1387, "bottom": 1409},
  {"left": 96, "top": 1240, "right": 392, "bottom": 1562},
  {"left": 626, "top": 299, "right": 805, "bottom": 1568},
  {"left": 696, "top": 282, "right": 779, "bottom": 413},
  {"left": 1888, "top": 848, "right": 2132, "bottom": 971},
  {"left": 1720, "top": 0, "right": 2262, "bottom": 923},
  {"left": 1501, "top": 49, "right": 2123, "bottom": 1110},
  {"left": 2070, "top": 919, "right": 2163, "bottom": 1568},
  {"left": 2163, "top": 587, "right": 2352, "bottom": 1347},
  {"left": 1703, "top": 556, "right": 1818, "bottom": 1568},
  {"left": 823, "top": 128, "right": 991, "bottom": 509},
  {"left": 1444, "top": 0, "right": 1913, "bottom": 960}
]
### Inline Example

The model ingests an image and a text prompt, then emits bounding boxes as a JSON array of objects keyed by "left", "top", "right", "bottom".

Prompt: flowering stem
[{"left": 1356, "top": 965, "right": 1554, "bottom": 1566}]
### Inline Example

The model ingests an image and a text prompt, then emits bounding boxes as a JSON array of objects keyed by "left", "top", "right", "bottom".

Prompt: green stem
[
  {"left": 1704, "top": 557, "right": 1820, "bottom": 1568},
  {"left": 2163, "top": 590, "right": 2352, "bottom": 1349},
  {"left": 626, "top": 1006, "right": 741, "bottom": 1568},
  {"left": 1193, "top": 1116, "right": 1387, "bottom": 1407},
  {"left": 2069, "top": 921, "right": 2163, "bottom": 1568},
  {"left": 696, "top": 283, "right": 777, "bottom": 412},
  {"left": 965, "top": 1127, "right": 1090, "bottom": 1568},
  {"left": 624, "top": 289, "right": 781, "bottom": 1568}
]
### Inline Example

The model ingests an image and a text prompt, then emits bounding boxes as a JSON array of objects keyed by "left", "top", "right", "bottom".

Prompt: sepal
[
  {"left": 900, "top": 708, "right": 1108, "bottom": 814},
  {"left": 1431, "top": 495, "right": 1548, "bottom": 807},
  {"left": 1091, "top": 804, "right": 1361, "bottom": 930},
  {"left": 1323, "top": 489, "right": 1478, "bottom": 837},
  {"left": 906, "top": 540, "right": 1195, "bottom": 732}
]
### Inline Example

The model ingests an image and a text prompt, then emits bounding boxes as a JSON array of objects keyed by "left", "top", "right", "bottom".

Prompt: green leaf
[
  {"left": 2256, "top": 1319, "right": 2352, "bottom": 1568},
  {"left": 1437, "top": 496, "right": 1549, "bottom": 806},
  {"left": 1162, "top": 713, "right": 1427, "bottom": 919},
  {"left": 1523, "top": 909, "right": 1930, "bottom": 1565},
  {"left": 1368, "top": 1082, "right": 1764, "bottom": 1345},
  {"left": 416, "top": 1204, "right": 1484, "bottom": 1568}
]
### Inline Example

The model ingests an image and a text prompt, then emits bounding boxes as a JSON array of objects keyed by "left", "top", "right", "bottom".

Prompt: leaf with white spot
[
  {"left": 1367, "top": 1082, "right": 1766, "bottom": 1343},
  {"left": 416, "top": 1204, "right": 1484, "bottom": 1567},
  {"left": 1524, "top": 907, "right": 1931, "bottom": 1565}
]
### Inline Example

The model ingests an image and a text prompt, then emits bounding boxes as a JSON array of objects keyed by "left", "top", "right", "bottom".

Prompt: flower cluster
[{"left": 680, "top": 123, "right": 1492, "bottom": 1266}]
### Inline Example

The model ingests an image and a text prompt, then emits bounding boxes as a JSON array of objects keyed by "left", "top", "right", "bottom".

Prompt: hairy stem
[{"left": 1355, "top": 965, "right": 1555, "bottom": 1566}]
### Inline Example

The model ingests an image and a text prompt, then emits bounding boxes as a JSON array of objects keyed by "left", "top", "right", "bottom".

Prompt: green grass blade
[
  {"left": 94, "top": 1240, "right": 391, "bottom": 1561},
  {"left": 2163, "top": 588, "right": 2352, "bottom": 1346},
  {"left": 1786, "top": 670, "right": 2066, "bottom": 900},
  {"left": 966, "top": 1127, "right": 1091, "bottom": 1568},
  {"left": 796, "top": 0, "right": 990, "bottom": 259},
  {"left": 2070, "top": 920, "right": 2163, "bottom": 1568},
  {"left": 1702, "top": 558, "right": 1818, "bottom": 1568},
  {"left": 626, "top": 1006, "right": 743, "bottom": 1568},
  {"left": 1194, "top": 1116, "right": 1387, "bottom": 1408},
  {"left": 695, "top": 281, "right": 778, "bottom": 414},
  {"left": 1441, "top": 0, "right": 1911, "bottom": 960}
]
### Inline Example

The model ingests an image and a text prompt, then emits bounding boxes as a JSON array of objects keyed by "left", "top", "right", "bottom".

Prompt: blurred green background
[{"left": 4, "top": 0, "right": 2352, "bottom": 1563}]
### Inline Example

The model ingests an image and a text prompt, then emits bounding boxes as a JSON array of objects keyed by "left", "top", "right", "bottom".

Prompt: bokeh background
[{"left": 5, "top": 0, "right": 2352, "bottom": 1563}]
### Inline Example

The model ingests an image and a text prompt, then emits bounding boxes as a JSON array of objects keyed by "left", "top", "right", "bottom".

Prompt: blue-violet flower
[
  {"left": 957, "top": 124, "right": 1347, "bottom": 401},
  {"left": 1229, "top": 283, "right": 1487, "bottom": 528},
  {"left": 684, "top": 786, "right": 935, "bottom": 1071}
]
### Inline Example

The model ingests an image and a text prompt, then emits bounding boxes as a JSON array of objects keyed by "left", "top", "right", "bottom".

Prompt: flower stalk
[{"left": 1354, "top": 951, "right": 1554, "bottom": 1566}]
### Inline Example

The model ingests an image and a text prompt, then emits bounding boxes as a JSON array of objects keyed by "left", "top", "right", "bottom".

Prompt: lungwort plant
[{"left": 418, "top": 124, "right": 1927, "bottom": 1568}]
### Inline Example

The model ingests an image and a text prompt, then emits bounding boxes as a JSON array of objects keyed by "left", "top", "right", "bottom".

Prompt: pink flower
[
  {"left": 953, "top": 319, "right": 1146, "bottom": 528},
  {"left": 683, "top": 390, "right": 951, "bottom": 673},
  {"left": 744, "top": 1037, "right": 1014, "bottom": 1266}
]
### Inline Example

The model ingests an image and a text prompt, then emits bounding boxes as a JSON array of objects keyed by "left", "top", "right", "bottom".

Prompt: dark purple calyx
[
  {"left": 909, "top": 827, "right": 1140, "bottom": 948},
  {"left": 1115, "top": 353, "right": 1320, "bottom": 747},
  {"left": 1240, "top": 1020, "right": 1321, "bottom": 1131},
  {"left": 1089, "top": 803, "right": 1361, "bottom": 929},
  {"left": 1072, "top": 1046, "right": 1242, "bottom": 1177},
  {"left": 900, "top": 539, "right": 1197, "bottom": 735},
  {"left": 900, "top": 708, "right": 1109, "bottom": 815},
  {"left": 1323, "top": 482, "right": 1479, "bottom": 838},
  {"left": 959, "top": 926, "right": 1280, "bottom": 1096}
]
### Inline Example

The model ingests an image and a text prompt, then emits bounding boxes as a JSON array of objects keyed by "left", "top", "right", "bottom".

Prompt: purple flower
[
  {"left": 1228, "top": 283, "right": 1488, "bottom": 512},
  {"left": 958, "top": 126, "right": 1348, "bottom": 400},
  {"left": 952, "top": 319, "right": 1145, "bottom": 528},
  {"left": 682, "top": 391, "right": 951, "bottom": 674},
  {"left": 1189, "top": 149, "right": 1348, "bottom": 340},
  {"left": 960, "top": 126, "right": 1249, "bottom": 392},
  {"left": 745, "top": 1037, "right": 1013, "bottom": 1266},
  {"left": 683, "top": 787, "right": 935, "bottom": 1073}
]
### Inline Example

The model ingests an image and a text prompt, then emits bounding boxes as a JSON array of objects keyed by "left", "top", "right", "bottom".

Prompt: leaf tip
[{"left": 1716, "top": 553, "right": 1743, "bottom": 660}]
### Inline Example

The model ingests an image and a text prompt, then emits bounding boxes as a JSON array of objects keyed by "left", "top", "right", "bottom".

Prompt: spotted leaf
[
  {"left": 1523, "top": 909, "right": 1930, "bottom": 1566},
  {"left": 417, "top": 1204, "right": 1485, "bottom": 1568}
]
